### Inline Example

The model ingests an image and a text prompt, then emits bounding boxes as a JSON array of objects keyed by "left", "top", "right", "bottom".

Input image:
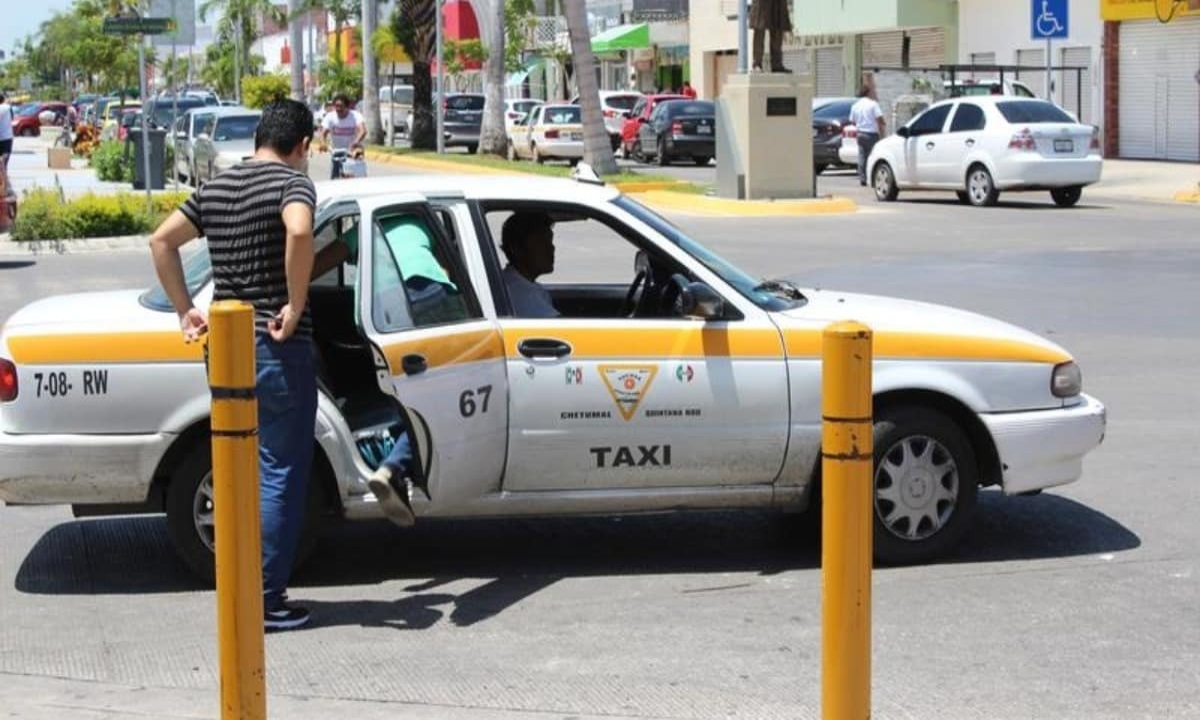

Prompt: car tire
[
  {"left": 966, "top": 164, "right": 1000, "bottom": 207},
  {"left": 532, "top": 143, "right": 544, "bottom": 164},
  {"left": 872, "top": 406, "right": 978, "bottom": 565},
  {"left": 955, "top": 191, "right": 970, "bottom": 204},
  {"left": 1050, "top": 186, "right": 1082, "bottom": 207},
  {"left": 656, "top": 138, "right": 671, "bottom": 166},
  {"left": 814, "top": 163, "right": 828, "bottom": 176},
  {"left": 872, "top": 162, "right": 899, "bottom": 202},
  {"left": 632, "top": 140, "right": 646, "bottom": 163},
  {"left": 165, "top": 440, "right": 325, "bottom": 583},
  {"left": 693, "top": 156, "right": 711, "bottom": 166},
  {"left": 467, "top": 144, "right": 479, "bottom": 155},
  {"left": 506, "top": 141, "right": 517, "bottom": 162}
]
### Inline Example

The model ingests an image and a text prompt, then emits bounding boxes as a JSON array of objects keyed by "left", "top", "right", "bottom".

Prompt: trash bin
[{"left": 125, "top": 127, "right": 167, "bottom": 190}]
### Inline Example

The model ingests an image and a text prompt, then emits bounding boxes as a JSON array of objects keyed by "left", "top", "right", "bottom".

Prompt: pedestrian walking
[
  {"left": 148, "top": 99, "right": 320, "bottom": 632},
  {"left": 849, "top": 84, "right": 886, "bottom": 187},
  {"left": 0, "top": 93, "right": 14, "bottom": 177}
]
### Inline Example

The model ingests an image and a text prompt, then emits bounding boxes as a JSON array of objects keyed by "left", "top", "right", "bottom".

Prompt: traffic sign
[
  {"left": 1032, "top": 0, "right": 1068, "bottom": 40},
  {"left": 102, "top": 16, "right": 176, "bottom": 35}
]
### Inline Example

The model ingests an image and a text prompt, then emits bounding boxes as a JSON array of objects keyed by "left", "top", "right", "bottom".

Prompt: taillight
[
  {"left": 1008, "top": 128, "right": 1036, "bottom": 150},
  {"left": 0, "top": 359, "right": 16, "bottom": 402},
  {"left": 544, "top": 128, "right": 560, "bottom": 139},
  {"left": 1090, "top": 127, "right": 1101, "bottom": 151},
  {"left": 671, "top": 121, "right": 683, "bottom": 135},
  {"left": 603, "top": 108, "right": 617, "bottom": 118},
  {"left": 842, "top": 125, "right": 857, "bottom": 139},
  {"left": 507, "top": 111, "right": 519, "bottom": 120}
]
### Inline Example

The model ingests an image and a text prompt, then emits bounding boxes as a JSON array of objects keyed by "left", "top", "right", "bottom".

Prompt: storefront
[{"left": 1103, "top": 0, "right": 1200, "bottom": 161}]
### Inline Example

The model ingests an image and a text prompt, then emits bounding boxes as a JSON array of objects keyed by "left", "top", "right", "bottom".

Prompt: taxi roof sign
[{"left": 102, "top": 16, "right": 175, "bottom": 35}]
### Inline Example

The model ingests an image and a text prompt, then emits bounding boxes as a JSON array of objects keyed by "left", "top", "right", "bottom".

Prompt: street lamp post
[{"left": 435, "top": 0, "right": 444, "bottom": 154}]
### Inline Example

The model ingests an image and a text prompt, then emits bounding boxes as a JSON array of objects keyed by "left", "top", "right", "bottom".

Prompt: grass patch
[{"left": 369, "top": 145, "right": 710, "bottom": 194}]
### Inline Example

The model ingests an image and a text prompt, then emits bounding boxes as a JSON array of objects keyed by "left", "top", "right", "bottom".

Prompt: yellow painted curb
[
  {"left": 1173, "top": 189, "right": 1200, "bottom": 204},
  {"left": 611, "top": 180, "right": 684, "bottom": 193},
  {"left": 364, "top": 151, "right": 513, "bottom": 175},
  {"left": 632, "top": 190, "right": 857, "bottom": 217}
]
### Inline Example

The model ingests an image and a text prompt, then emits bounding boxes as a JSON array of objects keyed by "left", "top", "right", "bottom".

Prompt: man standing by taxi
[
  {"left": 149, "top": 100, "right": 319, "bottom": 632},
  {"left": 319, "top": 93, "right": 366, "bottom": 179}
]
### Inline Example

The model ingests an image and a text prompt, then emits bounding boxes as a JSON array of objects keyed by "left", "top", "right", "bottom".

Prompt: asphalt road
[{"left": 1, "top": 176, "right": 1198, "bottom": 719}]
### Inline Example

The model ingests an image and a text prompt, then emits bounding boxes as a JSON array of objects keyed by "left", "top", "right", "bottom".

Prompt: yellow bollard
[
  {"left": 207, "top": 300, "right": 266, "bottom": 720},
  {"left": 821, "top": 321, "right": 873, "bottom": 720}
]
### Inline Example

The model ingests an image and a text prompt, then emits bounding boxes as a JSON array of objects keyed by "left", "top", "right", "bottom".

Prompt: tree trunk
[
  {"left": 288, "top": 0, "right": 306, "bottom": 102},
  {"left": 478, "top": 0, "right": 507, "bottom": 156},
  {"left": 410, "top": 61, "right": 435, "bottom": 150},
  {"left": 563, "top": 0, "right": 617, "bottom": 174},
  {"left": 361, "top": 0, "right": 383, "bottom": 144}
]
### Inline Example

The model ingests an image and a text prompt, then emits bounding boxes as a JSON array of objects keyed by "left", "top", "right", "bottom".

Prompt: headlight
[{"left": 1051, "top": 361, "right": 1082, "bottom": 398}]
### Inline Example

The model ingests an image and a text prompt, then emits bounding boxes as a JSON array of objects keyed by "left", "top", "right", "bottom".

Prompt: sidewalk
[
  {"left": 1088, "top": 158, "right": 1199, "bottom": 204},
  {"left": 5, "top": 135, "right": 189, "bottom": 199}
]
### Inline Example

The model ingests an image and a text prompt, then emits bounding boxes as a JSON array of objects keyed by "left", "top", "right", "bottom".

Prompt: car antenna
[{"left": 571, "top": 162, "right": 604, "bottom": 186}]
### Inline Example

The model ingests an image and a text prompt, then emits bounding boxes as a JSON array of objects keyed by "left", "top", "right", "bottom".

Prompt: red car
[
  {"left": 620, "top": 94, "right": 687, "bottom": 157},
  {"left": 12, "top": 102, "right": 69, "bottom": 137}
]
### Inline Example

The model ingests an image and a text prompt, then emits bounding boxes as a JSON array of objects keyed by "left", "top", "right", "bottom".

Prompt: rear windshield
[
  {"left": 213, "top": 116, "right": 259, "bottom": 141},
  {"left": 446, "top": 95, "right": 485, "bottom": 111},
  {"left": 605, "top": 95, "right": 640, "bottom": 111},
  {"left": 543, "top": 106, "right": 581, "bottom": 124},
  {"left": 668, "top": 101, "right": 715, "bottom": 116},
  {"left": 813, "top": 100, "right": 853, "bottom": 120},
  {"left": 996, "top": 100, "right": 1075, "bottom": 124},
  {"left": 395, "top": 88, "right": 413, "bottom": 104},
  {"left": 141, "top": 242, "right": 212, "bottom": 312},
  {"left": 514, "top": 100, "right": 541, "bottom": 113}
]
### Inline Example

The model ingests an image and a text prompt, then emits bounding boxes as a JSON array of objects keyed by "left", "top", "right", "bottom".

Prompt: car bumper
[
  {"left": 443, "top": 124, "right": 481, "bottom": 146},
  {"left": 980, "top": 393, "right": 1106, "bottom": 496},
  {"left": 537, "top": 139, "right": 584, "bottom": 158},
  {"left": 813, "top": 135, "right": 842, "bottom": 165},
  {"left": 0, "top": 431, "right": 169, "bottom": 504},
  {"left": 995, "top": 156, "right": 1103, "bottom": 189},
  {"left": 839, "top": 141, "right": 859, "bottom": 166},
  {"left": 665, "top": 136, "right": 715, "bottom": 157}
]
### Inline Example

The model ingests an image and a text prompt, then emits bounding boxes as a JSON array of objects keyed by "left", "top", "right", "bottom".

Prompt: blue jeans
[
  {"left": 857, "top": 132, "right": 879, "bottom": 185},
  {"left": 380, "top": 431, "right": 412, "bottom": 476},
  {"left": 255, "top": 333, "right": 318, "bottom": 612}
]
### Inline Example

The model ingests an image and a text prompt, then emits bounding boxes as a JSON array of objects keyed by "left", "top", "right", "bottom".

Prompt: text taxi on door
[{"left": 0, "top": 167, "right": 1105, "bottom": 579}]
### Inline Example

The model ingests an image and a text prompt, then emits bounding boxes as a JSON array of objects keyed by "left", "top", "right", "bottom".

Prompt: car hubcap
[
  {"left": 874, "top": 169, "right": 891, "bottom": 197},
  {"left": 875, "top": 435, "right": 959, "bottom": 541},
  {"left": 969, "top": 172, "right": 990, "bottom": 202},
  {"left": 193, "top": 472, "right": 216, "bottom": 552}
]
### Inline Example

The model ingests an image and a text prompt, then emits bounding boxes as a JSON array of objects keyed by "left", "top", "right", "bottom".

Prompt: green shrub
[
  {"left": 242, "top": 74, "right": 291, "bottom": 109},
  {"left": 11, "top": 189, "right": 193, "bottom": 242},
  {"left": 91, "top": 141, "right": 133, "bottom": 183}
]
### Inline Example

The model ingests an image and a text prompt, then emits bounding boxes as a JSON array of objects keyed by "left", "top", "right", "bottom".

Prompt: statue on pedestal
[{"left": 751, "top": 0, "right": 792, "bottom": 73}]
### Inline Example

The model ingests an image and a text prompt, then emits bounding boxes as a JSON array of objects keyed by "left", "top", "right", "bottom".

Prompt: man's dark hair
[
  {"left": 857, "top": 84, "right": 872, "bottom": 98},
  {"left": 254, "top": 99, "right": 314, "bottom": 154},
  {"left": 500, "top": 211, "right": 552, "bottom": 260},
  {"left": 333, "top": 93, "right": 351, "bottom": 107}
]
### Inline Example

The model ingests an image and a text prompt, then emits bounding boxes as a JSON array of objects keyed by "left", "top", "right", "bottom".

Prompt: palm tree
[
  {"left": 562, "top": 0, "right": 617, "bottom": 173},
  {"left": 199, "top": 0, "right": 283, "bottom": 102},
  {"left": 391, "top": 0, "right": 438, "bottom": 150},
  {"left": 360, "top": 0, "right": 383, "bottom": 144},
  {"left": 477, "top": 0, "right": 506, "bottom": 156}
]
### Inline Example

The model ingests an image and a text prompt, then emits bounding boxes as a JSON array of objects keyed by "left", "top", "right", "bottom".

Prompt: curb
[
  {"left": 0, "top": 234, "right": 148, "bottom": 256},
  {"left": 364, "top": 151, "right": 511, "bottom": 176},
  {"left": 610, "top": 180, "right": 683, "bottom": 193},
  {"left": 1174, "top": 189, "right": 1200, "bottom": 204},
  {"left": 630, "top": 190, "right": 857, "bottom": 217}
]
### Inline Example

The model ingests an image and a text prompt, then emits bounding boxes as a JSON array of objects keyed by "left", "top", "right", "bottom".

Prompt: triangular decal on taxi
[{"left": 599, "top": 364, "right": 658, "bottom": 421}]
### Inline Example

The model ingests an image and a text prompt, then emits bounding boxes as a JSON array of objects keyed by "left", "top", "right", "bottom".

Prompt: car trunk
[{"left": 1029, "top": 123, "right": 1094, "bottom": 159}]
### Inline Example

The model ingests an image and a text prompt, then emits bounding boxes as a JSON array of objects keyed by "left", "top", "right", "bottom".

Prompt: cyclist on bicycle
[{"left": 319, "top": 94, "right": 366, "bottom": 179}]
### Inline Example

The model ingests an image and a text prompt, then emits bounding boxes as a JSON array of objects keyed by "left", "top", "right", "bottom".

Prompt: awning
[
  {"left": 507, "top": 57, "right": 548, "bottom": 87},
  {"left": 591, "top": 23, "right": 650, "bottom": 53}
]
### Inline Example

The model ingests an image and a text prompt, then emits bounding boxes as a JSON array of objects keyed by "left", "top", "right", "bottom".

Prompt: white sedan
[
  {"left": 0, "top": 171, "right": 1106, "bottom": 579},
  {"left": 867, "top": 97, "right": 1102, "bottom": 207},
  {"left": 507, "top": 104, "right": 585, "bottom": 164}
]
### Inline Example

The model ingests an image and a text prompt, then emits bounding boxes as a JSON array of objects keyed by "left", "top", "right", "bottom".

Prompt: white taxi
[
  {"left": 0, "top": 171, "right": 1106, "bottom": 578},
  {"left": 506, "top": 104, "right": 585, "bottom": 164}
]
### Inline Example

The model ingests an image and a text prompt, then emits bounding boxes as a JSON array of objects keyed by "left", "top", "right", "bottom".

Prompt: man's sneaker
[
  {"left": 367, "top": 466, "right": 416, "bottom": 528},
  {"left": 264, "top": 604, "right": 311, "bottom": 631}
]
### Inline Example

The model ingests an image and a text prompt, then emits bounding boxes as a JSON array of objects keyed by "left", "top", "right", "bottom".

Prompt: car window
[
  {"left": 446, "top": 95, "right": 485, "bottom": 111},
  {"left": 396, "top": 88, "right": 413, "bottom": 104},
  {"left": 515, "top": 100, "right": 540, "bottom": 114},
  {"left": 908, "top": 104, "right": 952, "bottom": 135},
  {"left": 140, "top": 241, "right": 213, "bottom": 311},
  {"left": 630, "top": 99, "right": 646, "bottom": 118},
  {"left": 371, "top": 211, "right": 475, "bottom": 331},
  {"left": 212, "top": 115, "right": 259, "bottom": 141},
  {"left": 606, "top": 95, "right": 640, "bottom": 111},
  {"left": 949, "top": 103, "right": 986, "bottom": 132},
  {"left": 545, "top": 107, "right": 581, "bottom": 124},
  {"left": 669, "top": 101, "right": 715, "bottom": 117},
  {"left": 648, "top": 104, "right": 666, "bottom": 123},
  {"left": 813, "top": 100, "right": 853, "bottom": 120},
  {"left": 1013, "top": 84, "right": 1036, "bottom": 98},
  {"left": 996, "top": 100, "right": 1075, "bottom": 123}
]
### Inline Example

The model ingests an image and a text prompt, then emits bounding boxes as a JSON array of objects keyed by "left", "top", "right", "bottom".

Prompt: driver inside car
[{"left": 500, "top": 211, "right": 559, "bottom": 318}]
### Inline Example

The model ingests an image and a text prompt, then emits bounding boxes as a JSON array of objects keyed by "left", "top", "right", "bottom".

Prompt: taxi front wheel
[{"left": 165, "top": 441, "right": 325, "bottom": 583}]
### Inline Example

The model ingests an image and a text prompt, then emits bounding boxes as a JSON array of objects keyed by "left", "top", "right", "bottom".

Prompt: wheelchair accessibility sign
[{"left": 1032, "top": 0, "right": 1069, "bottom": 39}]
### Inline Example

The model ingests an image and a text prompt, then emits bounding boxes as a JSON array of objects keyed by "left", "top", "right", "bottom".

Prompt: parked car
[
  {"left": 145, "top": 96, "right": 208, "bottom": 131},
  {"left": 100, "top": 100, "right": 142, "bottom": 141},
  {"left": 571, "top": 91, "right": 642, "bottom": 150},
  {"left": 867, "top": 97, "right": 1101, "bottom": 207},
  {"left": 811, "top": 96, "right": 856, "bottom": 175},
  {"left": 946, "top": 78, "right": 1038, "bottom": 98},
  {"left": 12, "top": 102, "right": 69, "bottom": 137},
  {"left": 507, "top": 103, "right": 584, "bottom": 164},
  {"left": 442, "top": 93, "right": 485, "bottom": 153},
  {"left": 620, "top": 93, "right": 687, "bottom": 157},
  {"left": 634, "top": 99, "right": 715, "bottom": 166},
  {"left": 0, "top": 172, "right": 1106, "bottom": 578},
  {"left": 172, "top": 107, "right": 217, "bottom": 183},
  {"left": 190, "top": 108, "right": 262, "bottom": 185},
  {"left": 504, "top": 98, "right": 543, "bottom": 130},
  {"left": 379, "top": 84, "right": 414, "bottom": 134}
]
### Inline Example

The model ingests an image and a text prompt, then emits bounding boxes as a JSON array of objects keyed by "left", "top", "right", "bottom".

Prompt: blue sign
[{"left": 1032, "top": 0, "right": 1069, "bottom": 39}]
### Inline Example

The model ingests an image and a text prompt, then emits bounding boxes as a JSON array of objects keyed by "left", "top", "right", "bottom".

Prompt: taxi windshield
[
  {"left": 140, "top": 242, "right": 212, "bottom": 311},
  {"left": 612, "top": 196, "right": 805, "bottom": 311}
]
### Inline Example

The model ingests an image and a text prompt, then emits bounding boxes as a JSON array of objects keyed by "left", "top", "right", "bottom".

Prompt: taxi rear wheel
[
  {"left": 165, "top": 441, "right": 324, "bottom": 583},
  {"left": 872, "top": 407, "right": 978, "bottom": 565}
]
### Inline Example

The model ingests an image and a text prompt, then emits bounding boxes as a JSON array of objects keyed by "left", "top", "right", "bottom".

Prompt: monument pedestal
[{"left": 716, "top": 73, "right": 815, "bottom": 200}]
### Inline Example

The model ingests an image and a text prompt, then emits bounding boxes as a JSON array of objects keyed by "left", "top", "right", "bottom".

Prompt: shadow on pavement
[
  {"left": 0, "top": 261, "right": 36, "bottom": 270},
  {"left": 14, "top": 491, "right": 1138, "bottom": 597}
]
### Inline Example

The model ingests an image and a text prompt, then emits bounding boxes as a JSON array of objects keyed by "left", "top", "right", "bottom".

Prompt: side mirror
[
  {"left": 896, "top": 126, "right": 910, "bottom": 138},
  {"left": 679, "top": 282, "right": 725, "bottom": 320}
]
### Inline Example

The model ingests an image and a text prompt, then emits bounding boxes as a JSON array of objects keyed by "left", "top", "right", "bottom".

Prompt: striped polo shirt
[{"left": 179, "top": 160, "right": 318, "bottom": 340}]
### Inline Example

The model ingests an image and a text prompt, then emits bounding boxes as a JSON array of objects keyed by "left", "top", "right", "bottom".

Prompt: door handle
[
  {"left": 965, "top": 138, "right": 976, "bottom": 147},
  {"left": 517, "top": 338, "right": 572, "bottom": 359},
  {"left": 401, "top": 353, "right": 428, "bottom": 375},
  {"left": 925, "top": 141, "right": 936, "bottom": 150}
]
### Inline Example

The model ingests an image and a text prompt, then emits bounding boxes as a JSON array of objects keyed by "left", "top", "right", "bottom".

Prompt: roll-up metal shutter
[
  {"left": 862, "top": 31, "right": 903, "bottom": 68},
  {"left": 1059, "top": 46, "right": 1091, "bottom": 125},
  {"left": 1015, "top": 48, "right": 1046, "bottom": 98},
  {"left": 817, "top": 46, "right": 845, "bottom": 96},
  {"left": 1119, "top": 17, "right": 1200, "bottom": 161},
  {"left": 907, "top": 28, "right": 945, "bottom": 69}
]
